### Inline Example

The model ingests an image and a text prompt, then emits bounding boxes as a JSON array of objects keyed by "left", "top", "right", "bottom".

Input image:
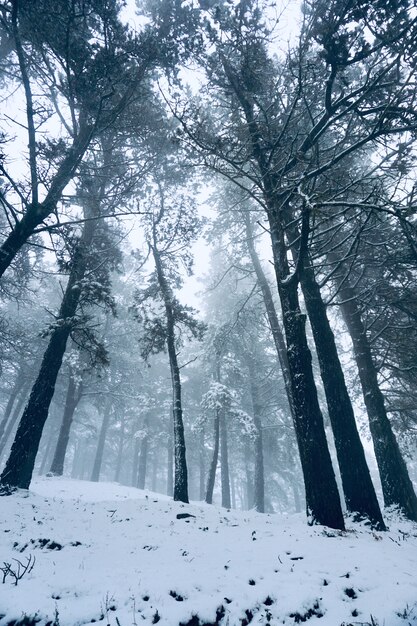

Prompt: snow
[{"left": 0, "top": 478, "right": 416, "bottom": 626}]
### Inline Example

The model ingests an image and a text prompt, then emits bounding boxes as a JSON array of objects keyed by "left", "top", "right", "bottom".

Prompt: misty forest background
[{"left": 0, "top": 0, "right": 417, "bottom": 532}]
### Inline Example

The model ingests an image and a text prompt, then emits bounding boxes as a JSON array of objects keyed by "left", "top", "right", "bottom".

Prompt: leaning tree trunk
[
  {"left": 0, "top": 119, "right": 94, "bottom": 280},
  {"left": 263, "top": 210, "right": 345, "bottom": 528},
  {"left": 0, "top": 215, "right": 95, "bottom": 490},
  {"left": 220, "top": 407, "right": 231, "bottom": 509},
  {"left": 152, "top": 246, "right": 188, "bottom": 503},
  {"left": 223, "top": 58, "right": 343, "bottom": 528},
  {"left": 244, "top": 214, "right": 295, "bottom": 422},
  {"left": 0, "top": 377, "right": 32, "bottom": 460},
  {"left": 298, "top": 259, "right": 385, "bottom": 529},
  {"left": 49, "top": 371, "right": 83, "bottom": 476},
  {"left": 336, "top": 278, "right": 417, "bottom": 522},
  {"left": 205, "top": 408, "right": 220, "bottom": 504},
  {"left": 275, "top": 272, "right": 344, "bottom": 528},
  {"left": 0, "top": 365, "right": 26, "bottom": 442},
  {"left": 91, "top": 399, "right": 112, "bottom": 482}
]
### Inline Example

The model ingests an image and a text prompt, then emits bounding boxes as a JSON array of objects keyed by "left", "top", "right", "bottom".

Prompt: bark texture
[
  {"left": 152, "top": 246, "right": 188, "bottom": 503},
  {"left": 205, "top": 409, "right": 220, "bottom": 504},
  {"left": 338, "top": 280, "right": 417, "bottom": 522},
  {"left": 248, "top": 358, "right": 265, "bottom": 513},
  {"left": 299, "top": 260, "right": 385, "bottom": 529},
  {"left": 91, "top": 400, "right": 112, "bottom": 482},
  {"left": 220, "top": 407, "right": 231, "bottom": 509},
  {"left": 49, "top": 372, "right": 83, "bottom": 476},
  {"left": 137, "top": 415, "right": 149, "bottom": 490},
  {"left": 0, "top": 214, "right": 95, "bottom": 489},
  {"left": 0, "top": 377, "right": 32, "bottom": 459}
]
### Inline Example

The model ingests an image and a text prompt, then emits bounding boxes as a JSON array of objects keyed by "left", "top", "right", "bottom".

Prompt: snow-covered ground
[{"left": 0, "top": 478, "right": 416, "bottom": 626}]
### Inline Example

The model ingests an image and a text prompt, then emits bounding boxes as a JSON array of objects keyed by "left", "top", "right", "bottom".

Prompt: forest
[{"left": 0, "top": 0, "right": 417, "bottom": 625}]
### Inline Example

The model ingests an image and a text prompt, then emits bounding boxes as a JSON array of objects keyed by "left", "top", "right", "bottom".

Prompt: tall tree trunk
[
  {"left": 199, "top": 428, "right": 205, "bottom": 500},
  {"left": 205, "top": 409, "right": 220, "bottom": 504},
  {"left": 114, "top": 408, "right": 126, "bottom": 483},
  {"left": 152, "top": 246, "right": 188, "bottom": 503},
  {"left": 137, "top": 415, "right": 149, "bottom": 490},
  {"left": 230, "top": 472, "right": 236, "bottom": 509},
  {"left": 0, "top": 118, "right": 94, "bottom": 280},
  {"left": 222, "top": 65, "right": 344, "bottom": 527},
  {"left": 244, "top": 440, "right": 254, "bottom": 511},
  {"left": 275, "top": 269, "right": 344, "bottom": 528},
  {"left": 244, "top": 214, "right": 295, "bottom": 421},
  {"left": 298, "top": 260, "right": 385, "bottom": 529},
  {"left": 0, "top": 377, "right": 32, "bottom": 460},
  {"left": 151, "top": 451, "right": 158, "bottom": 492},
  {"left": 131, "top": 423, "right": 141, "bottom": 488},
  {"left": 0, "top": 211, "right": 96, "bottom": 489},
  {"left": 38, "top": 426, "right": 55, "bottom": 476},
  {"left": 91, "top": 399, "right": 112, "bottom": 482},
  {"left": 291, "top": 480, "right": 302, "bottom": 513},
  {"left": 220, "top": 407, "right": 231, "bottom": 508},
  {"left": 167, "top": 425, "right": 174, "bottom": 497},
  {"left": 71, "top": 440, "right": 80, "bottom": 479},
  {"left": 337, "top": 279, "right": 417, "bottom": 522},
  {"left": 246, "top": 213, "right": 344, "bottom": 526},
  {"left": 0, "top": 366, "right": 26, "bottom": 442},
  {"left": 76, "top": 438, "right": 88, "bottom": 480},
  {"left": 49, "top": 372, "right": 83, "bottom": 476},
  {"left": 247, "top": 357, "right": 265, "bottom": 513}
]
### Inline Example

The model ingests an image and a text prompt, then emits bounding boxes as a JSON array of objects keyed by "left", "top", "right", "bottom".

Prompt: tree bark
[
  {"left": 38, "top": 426, "right": 55, "bottom": 476},
  {"left": 219, "top": 407, "right": 231, "bottom": 508},
  {"left": 152, "top": 245, "right": 188, "bottom": 503},
  {"left": 132, "top": 431, "right": 141, "bottom": 488},
  {"left": 244, "top": 440, "right": 254, "bottom": 511},
  {"left": 291, "top": 479, "right": 302, "bottom": 513},
  {"left": 72, "top": 437, "right": 87, "bottom": 480},
  {"left": 275, "top": 270, "right": 344, "bottom": 528},
  {"left": 337, "top": 279, "right": 417, "bottom": 522},
  {"left": 230, "top": 472, "right": 236, "bottom": 509},
  {"left": 0, "top": 120, "right": 94, "bottom": 279},
  {"left": 199, "top": 428, "right": 205, "bottom": 500},
  {"left": 246, "top": 213, "right": 345, "bottom": 526},
  {"left": 79, "top": 441, "right": 89, "bottom": 480},
  {"left": 205, "top": 408, "right": 220, "bottom": 504},
  {"left": 49, "top": 372, "right": 83, "bottom": 476},
  {"left": 244, "top": 215, "right": 295, "bottom": 421},
  {"left": 0, "top": 366, "right": 26, "bottom": 442},
  {"left": 114, "top": 408, "right": 125, "bottom": 483},
  {"left": 247, "top": 357, "right": 265, "bottom": 513},
  {"left": 137, "top": 415, "right": 149, "bottom": 490},
  {"left": 0, "top": 377, "right": 32, "bottom": 460},
  {"left": 167, "top": 424, "right": 174, "bottom": 496},
  {"left": 91, "top": 399, "right": 112, "bottom": 482},
  {"left": 299, "top": 260, "right": 385, "bottom": 529},
  {"left": 224, "top": 63, "right": 344, "bottom": 528},
  {"left": 151, "top": 451, "right": 158, "bottom": 492},
  {"left": 0, "top": 213, "right": 95, "bottom": 489}
]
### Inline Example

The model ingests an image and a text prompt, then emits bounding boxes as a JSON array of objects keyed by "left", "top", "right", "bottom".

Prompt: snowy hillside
[{"left": 0, "top": 478, "right": 416, "bottom": 626}]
